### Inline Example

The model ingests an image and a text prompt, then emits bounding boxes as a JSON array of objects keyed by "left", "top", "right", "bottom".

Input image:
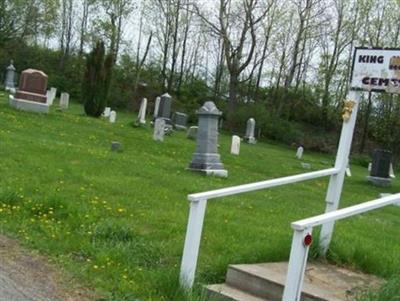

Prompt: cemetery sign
[{"left": 350, "top": 47, "right": 400, "bottom": 92}]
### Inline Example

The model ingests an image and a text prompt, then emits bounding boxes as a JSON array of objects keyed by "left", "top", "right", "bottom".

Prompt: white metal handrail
[
  {"left": 179, "top": 91, "right": 361, "bottom": 290},
  {"left": 188, "top": 168, "right": 339, "bottom": 202},
  {"left": 179, "top": 168, "right": 340, "bottom": 289},
  {"left": 282, "top": 193, "right": 400, "bottom": 301}
]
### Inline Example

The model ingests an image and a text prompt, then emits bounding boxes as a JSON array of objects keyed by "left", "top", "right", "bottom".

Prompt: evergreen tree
[{"left": 83, "top": 41, "right": 113, "bottom": 117}]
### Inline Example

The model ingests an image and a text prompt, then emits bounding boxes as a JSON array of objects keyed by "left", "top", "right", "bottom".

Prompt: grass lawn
[{"left": 0, "top": 93, "right": 399, "bottom": 300}]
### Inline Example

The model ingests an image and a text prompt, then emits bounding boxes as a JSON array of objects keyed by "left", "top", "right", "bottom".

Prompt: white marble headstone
[
  {"left": 389, "top": 163, "right": 396, "bottom": 178},
  {"left": 296, "top": 146, "right": 304, "bottom": 159},
  {"left": 368, "top": 162, "right": 372, "bottom": 172},
  {"left": 109, "top": 110, "right": 116, "bottom": 123},
  {"left": 138, "top": 98, "right": 147, "bottom": 124},
  {"left": 103, "top": 107, "right": 111, "bottom": 117},
  {"left": 153, "top": 118, "right": 165, "bottom": 142},
  {"left": 231, "top": 135, "right": 240, "bottom": 155},
  {"left": 153, "top": 97, "right": 161, "bottom": 118},
  {"left": 60, "top": 92, "right": 69, "bottom": 109}
]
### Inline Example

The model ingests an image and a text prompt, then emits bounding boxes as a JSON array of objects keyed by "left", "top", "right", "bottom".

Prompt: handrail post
[
  {"left": 282, "top": 228, "right": 312, "bottom": 301},
  {"left": 179, "top": 199, "right": 208, "bottom": 289},
  {"left": 319, "top": 90, "right": 361, "bottom": 256}
]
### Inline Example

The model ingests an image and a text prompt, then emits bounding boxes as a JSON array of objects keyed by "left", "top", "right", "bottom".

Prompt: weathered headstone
[
  {"left": 46, "top": 87, "right": 56, "bottom": 105},
  {"left": 138, "top": 98, "right": 147, "bottom": 124},
  {"left": 153, "top": 118, "right": 165, "bottom": 142},
  {"left": 389, "top": 163, "right": 396, "bottom": 178},
  {"left": 153, "top": 96, "right": 161, "bottom": 118},
  {"left": 368, "top": 162, "right": 372, "bottom": 172},
  {"left": 187, "top": 126, "right": 198, "bottom": 140},
  {"left": 103, "top": 107, "right": 111, "bottom": 117},
  {"left": 4, "top": 60, "right": 16, "bottom": 90},
  {"left": 230, "top": 135, "right": 240, "bottom": 155},
  {"left": 109, "top": 111, "right": 116, "bottom": 123},
  {"left": 367, "top": 149, "right": 392, "bottom": 186},
  {"left": 10, "top": 69, "right": 49, "bottom": 113},
  {"left": 296, "top": 146, "right": 304, "bottom": 159},
  {"left": 111, "top": 141, "right": 121, "bottom": 152},
  {"left": 59, "top": 92, "right": 69, "bottom": 109},
  {"left": 301, "top": 162, "right": 311, "bottom": 169},
  {"left": 174, "top": 112, "right": 188, "bottom": 130},
  {"left": 244, "top": 118, "right": 256, "bottom": 144},
  {"left": 157, "top": 93, "right": 172, "bottom": 121},
  {"left": 188, "top": 101, "right": 227, "bottom": 177}
]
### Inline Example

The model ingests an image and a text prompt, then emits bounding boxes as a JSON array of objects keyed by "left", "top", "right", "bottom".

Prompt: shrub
[{"left": 82, "top": 41, "right": 113, "bottom": 117}]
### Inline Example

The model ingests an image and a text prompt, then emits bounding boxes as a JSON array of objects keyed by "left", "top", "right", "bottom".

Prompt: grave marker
[
  {"left": 230, "top": 135, "right": 240, "bottom": 155},
  {"left": 244, "top": 118, "right": 256, "bottom": 144},
  {"left": 60, "top": 92, "right": 69, "bottom": 109},
  {"left": 296, "top": 146, "right": 304, "bottom": 159},
  {"left": 153, "top": 118, "right": 165, "bottom": 142},
  {"left": 109, "top": 111, "right": 116, "bottom": 123},
  {"left": 4, "top": 60, "right": 16, "bottom": 90},
  {"left": 188, "top": 101, "right": 227, "bottom": 177},
  {"left": 138, "top": 98, "right": 147, "bottom": 124},
  {"left": 10, "top": 68, "right": 49, "bottom": 113}
]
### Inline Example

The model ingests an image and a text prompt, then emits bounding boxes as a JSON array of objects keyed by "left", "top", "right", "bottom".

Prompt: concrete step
[
  {"left": 206, "top": 284, "right": 269, "bottom": 301},
  {"left": 207, "top": 262, "right": 382, "bottom": 301}
]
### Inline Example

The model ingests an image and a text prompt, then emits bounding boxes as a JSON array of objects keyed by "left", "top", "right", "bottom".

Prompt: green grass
[{"left": 0, "top": 93, "right": 399, "bottom": 300}]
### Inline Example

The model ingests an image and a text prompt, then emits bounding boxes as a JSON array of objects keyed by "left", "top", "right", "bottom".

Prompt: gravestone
[
  {"left": 153, "top": 118, "right": 165, "bottom": 142},
  {"left": 4, "top": 60, "right": 16, "bottom": 90},
  {"left": 174, "top": 112, "right": 188, "bottom": 130},
  {"left": 244, "top": 118, "right": 256, "bottom": 144},
  {"left": 111, "top": 141, "right": 121, "bottom": 152},
  {"left": 10, "top": 69, "right": 49, "bottom": 113},
  {"left": 47, "top": 87, "right": 56, "bottom": 105},
  {"left": 367, "top": 149, "right": 392, "bottom": 186},
  {"left": 153, "top": 96, "right": 161, "bottom": 118},
  {"left": 15, "top": 69, "right": 48, "bottom": 103},
  {"left": 103, "top": 107, "right": 111, "bottom": 117},
  {"left": 157, "top": 93, "right": 172, "bottom": 122},
  {"left": 60, "top": 92, "right": 69, "bottom": 109},
  {"left": 109, "top": 111, "right": 116, "bottom": 123},
  {"left": 296, "top": 146, "right": 304, "bottom": 159},
  {"left": 301, "top": 162, "right": 311, "bottom": 169},
  {"left": 389, "top": 163, "right": 395, "bottom": 178},
  {"left": 187, "top": 126, "right": 198, "bottom": 140},
  {"left": 138, "top": 98, "right": 147, "bottom": 124},
  {"left": 188, "top": 101, "right": 227, "bottom": 177},
  {"left": 230, "top": 135, "right": 240, "bottom": 155}
]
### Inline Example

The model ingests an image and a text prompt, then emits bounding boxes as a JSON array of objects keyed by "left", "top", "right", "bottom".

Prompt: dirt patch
[{"left": 0, "top": 235, "right": 96, "bottom": 301}]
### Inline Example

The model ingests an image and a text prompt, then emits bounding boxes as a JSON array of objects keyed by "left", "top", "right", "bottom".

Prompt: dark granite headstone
[
  {"left": 157, "top": 93, "right": 172, "bottom": 121},
  {"left": 370, "top": 149, "right": 392, "bottom": 178},
  {"left": 174, "top": 112, "right": 188, "bottom": 130}
]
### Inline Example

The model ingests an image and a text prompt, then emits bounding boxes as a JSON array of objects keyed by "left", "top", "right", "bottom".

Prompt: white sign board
[{"left": 350, "top": 47, "right": 400, "bottom": 92}]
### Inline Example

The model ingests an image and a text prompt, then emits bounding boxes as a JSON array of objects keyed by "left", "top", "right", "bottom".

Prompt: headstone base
[
  {"left": 366, "top": 176, "right": 392, "bottom": 187},
  {"left": 245, "top": 137, "right": 257, "bottom": 144},
  {"left": 9, "top": 96, "right": 49, "bottom": 114},
  {"left": 189, "top": 153, "right": 225, "bottom": 170},
  {"left": 187, "top": 168, "right": 228, "bottom": 178}
]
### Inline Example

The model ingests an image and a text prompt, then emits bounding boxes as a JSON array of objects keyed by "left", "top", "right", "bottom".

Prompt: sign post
[{"left": 319, "top": 47, "right": 400, "bottom": 256}]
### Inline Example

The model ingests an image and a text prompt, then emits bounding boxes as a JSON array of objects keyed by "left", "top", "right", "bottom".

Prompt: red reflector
[{"left": 304, "top": 234, "right": 313, "bottom": 246}]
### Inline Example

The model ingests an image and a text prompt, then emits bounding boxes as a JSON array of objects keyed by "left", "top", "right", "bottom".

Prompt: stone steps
[{"left": 204, "top": 262, "right": 382, "bottom": 301}]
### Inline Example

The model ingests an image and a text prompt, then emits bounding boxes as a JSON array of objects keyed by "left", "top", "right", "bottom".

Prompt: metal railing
[
  {"left": 179, "top": 167, "right": 340, "bottom": 288},
  {"left": 282, "top": 193, "right": 400, "bottom": 301}
]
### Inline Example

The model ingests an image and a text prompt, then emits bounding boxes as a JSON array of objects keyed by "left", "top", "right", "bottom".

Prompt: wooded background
[{"left": 1, "top": 0, "right": 400, "bottom": 162}]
